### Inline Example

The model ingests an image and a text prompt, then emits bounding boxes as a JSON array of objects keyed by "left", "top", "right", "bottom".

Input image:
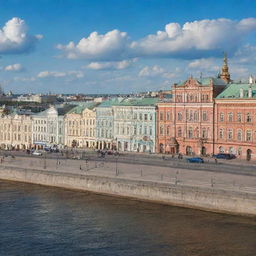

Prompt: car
[
  {"left": 32, "top": 151, "right": 43, "bottom": 156},
  {"left": 186, "top": 157, "right": 204, "bottom": 163},
  {"left": 213, "top": 153, "right": 236, "bottom": 160}
]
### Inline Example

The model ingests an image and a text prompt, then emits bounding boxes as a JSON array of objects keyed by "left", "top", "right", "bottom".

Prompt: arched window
[
  {"left": 246, "top": 130, "right": 252, "bottom": 141},
  {"left": 188, "top": 127, "right": 193, "bottom": 138},
  {"left": 202, "top": 128, "right": 207, "bottom": 138},
  {"left": 228, "top": 129, "right": 233, "bottom": 140},
  {"left": 177, "top": 112, "right": 182, "bottom": 121},
  {"left": 237, "top": 129, "right": 242, "bottom": 141},
  {"left": 228, "top": 112, "right": 233, "bottom": 122}
]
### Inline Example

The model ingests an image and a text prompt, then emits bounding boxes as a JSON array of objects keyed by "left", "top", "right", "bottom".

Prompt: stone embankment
[{"left": 0, "top": 164, "right": 255, "bottom": 217}]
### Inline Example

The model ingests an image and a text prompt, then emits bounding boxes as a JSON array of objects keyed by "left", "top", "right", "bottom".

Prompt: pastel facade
[
  {"left": 95, "top": 99, "right": 123, "bottom": 150},
  {"left": 64, "top": 102, "right": 98, "bottom": 148},
  {"left": 32, "top": 105, "right": 73, "bottom": 148},
  {"left": 0, "top": 110, "right": 33, "bottom": 150},
  {"left": 113, "top": 98, "right": 158, "bottom": 153}
]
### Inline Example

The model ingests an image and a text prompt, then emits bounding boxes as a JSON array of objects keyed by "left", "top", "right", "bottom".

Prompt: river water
[{"left": 0, "top": 180, "right": 255, "bottom": 256}]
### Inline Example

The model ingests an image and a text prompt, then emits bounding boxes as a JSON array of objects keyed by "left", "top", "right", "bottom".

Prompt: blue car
[
  {"left": 186, "top": 157, "right": 204, "bottom": 163},
  {"left": 213, "top": 153, "right": 236, "bottom": 160}
]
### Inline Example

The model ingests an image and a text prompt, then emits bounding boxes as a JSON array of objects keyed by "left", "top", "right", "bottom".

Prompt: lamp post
[
  {"left": 43, "top": 152, "right": 46, "bottom": 169},
  {"left": 115, "top": 154, "right": 119, "bottom": 176}
]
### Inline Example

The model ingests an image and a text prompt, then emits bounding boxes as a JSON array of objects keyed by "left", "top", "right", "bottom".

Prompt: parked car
[
  {"left": 186, "top": 157, "right": 204, "bottom": 163},
  {"left": 213, "top": 153, "right": 236, "bottom": 160},
  {"left": 32, "top": 151, "right": 43, "bottom": 156}
]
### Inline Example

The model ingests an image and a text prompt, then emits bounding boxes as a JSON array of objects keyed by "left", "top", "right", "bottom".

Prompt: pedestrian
[
  {"left": 215, "top": 158, "right": 218, "bottom": 164},
  {"left": 79, "top": 165, "right": 82, "bottom": 170}
]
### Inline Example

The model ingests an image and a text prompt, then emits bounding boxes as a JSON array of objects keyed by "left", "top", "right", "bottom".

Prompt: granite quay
[{"left": 0, "top": 154, "right": 255, "bottom": 216}]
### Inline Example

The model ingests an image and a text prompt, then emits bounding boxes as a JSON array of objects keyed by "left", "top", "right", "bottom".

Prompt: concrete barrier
[{"left": 0, "top": 166, "right": 255, "bottom": 216}]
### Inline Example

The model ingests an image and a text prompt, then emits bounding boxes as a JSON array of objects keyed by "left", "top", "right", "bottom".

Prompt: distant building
[{"left": 15, "top": 94, "right": 57, "bottom": 103}]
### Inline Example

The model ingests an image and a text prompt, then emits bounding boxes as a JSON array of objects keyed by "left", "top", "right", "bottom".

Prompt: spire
[{"left": 220, "top": 52, "right": 231, "bottom": 83}]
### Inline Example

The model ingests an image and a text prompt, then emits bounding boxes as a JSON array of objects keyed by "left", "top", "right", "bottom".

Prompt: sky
[{"left": 0, "top": 0, "right": 256, "bottom": 94}]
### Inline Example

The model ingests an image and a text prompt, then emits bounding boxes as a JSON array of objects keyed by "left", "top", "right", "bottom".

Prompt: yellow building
[
  {"left": 64, "top": 102, "right": 99, "bottom": 148},
  {"left": 0, "top": 109, "right": 33, "bottom": 150}
]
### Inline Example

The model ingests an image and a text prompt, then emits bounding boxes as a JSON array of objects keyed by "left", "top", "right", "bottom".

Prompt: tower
[{"left": 220, "top": 52, "right": 231, "bottom": 83}]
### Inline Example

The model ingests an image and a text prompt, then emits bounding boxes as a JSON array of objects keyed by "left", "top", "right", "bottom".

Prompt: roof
[
  {"left": 117, "top": 97, "right": 160, "bottom": 106},
  {"left": 177, "top": 77, "right": 227, "bottom": 87},
  {"left": 67, "top": 102, "right": 99, "bottom": 114},
  {"left": 216, "top": 83, "right": 256, "bottom": 99},
  {"left": 97, "top": 98, "right": 124, "bottom": 108}
]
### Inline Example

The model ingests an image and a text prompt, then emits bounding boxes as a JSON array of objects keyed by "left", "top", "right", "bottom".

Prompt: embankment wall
[{"left": 0, "top": 166, "right": 255, "bottom": 216}]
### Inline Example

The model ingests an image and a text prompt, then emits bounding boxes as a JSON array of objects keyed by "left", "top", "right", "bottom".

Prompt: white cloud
[
  {"left": 0, "top": 17, "right": 42, "bottom": 54},
  {"left": 4, "top": 63, "right": 24, "bottom": 72},
  {"left": 133, "top": 18, "right": 256, "bottom": 58},
  {"left": 57, "top": 29, "right": 130, "bottom": 61},
  {"left": 37, "top": 70, "right": 84, "bottom": 79},
  {"left": 57, "top": 18, "right": 256, "bottom": 61},
  {"left": 139, "top": 65, "right": 177, "bottom": 79},
  {"left": 85, "top": 59, "right": 136, "bottom": 70},
  {"left": 188, "top": 58, "right": 219, "bottom": 71}
]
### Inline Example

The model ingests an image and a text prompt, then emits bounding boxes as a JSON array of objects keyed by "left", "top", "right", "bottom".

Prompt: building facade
[
  {"left": 64, "top": 103, "right": 98, "bottom": 148},
  {"left": 32, "top": 105, "right": 73, "bottom": 148},
  {"left": 113, "top": 98, "right": 158, "bottom": 153},
  {"left": 215, "top": 83, "right": 256, "bottom": 160},
  {"left": 95, "top": 99, "right": 123, "bottom": 150},
  {"left": 0, "top": 109, "right": 33, "bottom": 150},
  {"left": 157, "top": 77, "right": 226, "bottom": 156}
]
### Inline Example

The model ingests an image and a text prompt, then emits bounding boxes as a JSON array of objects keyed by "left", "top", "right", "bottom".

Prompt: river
[{"left": 0, "top": 180, "right": 255, "bottom": 256}]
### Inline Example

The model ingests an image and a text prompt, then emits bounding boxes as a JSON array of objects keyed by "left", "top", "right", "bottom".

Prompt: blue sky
[{"left": 1, "top": 0, "right": 256, "bottom": 94}]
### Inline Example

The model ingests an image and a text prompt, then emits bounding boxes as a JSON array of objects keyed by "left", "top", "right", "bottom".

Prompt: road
[{"left": 1, "top": 149, "right": 256, "bottom": 177}]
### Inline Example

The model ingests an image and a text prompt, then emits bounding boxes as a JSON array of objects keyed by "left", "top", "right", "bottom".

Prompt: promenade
[{"left": 1, "top": 154, "right": 256, "bottom": 195}]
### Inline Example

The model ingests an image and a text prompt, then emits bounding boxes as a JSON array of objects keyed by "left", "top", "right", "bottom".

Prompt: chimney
[
  {"left": 248, "top": 87, "right": 252, "bottom": 98},
  {"left": 240, "top": 88, "right": 244, "bottom": 98},
  {"left": 249, "top": 75, "right": 254, "bottom": 84}
]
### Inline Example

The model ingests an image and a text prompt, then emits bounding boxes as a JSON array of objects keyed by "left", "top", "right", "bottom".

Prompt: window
[
  {"left": 149, "top": 114, "right": 153, "bottom": 121},
  {"left": 237, "top": 113, "right": 242, "bottom": 122},
  {"left": 177, "top": 127, "right": 182, "bottom": 137},
  {"left": 188, "top": 127, "right": 193, "bottom": 138},
  {"left": 139, "top": 113, "right": 143, "bottom": 120},
  {"left": 228, "top": 129, "right": 233, "bottom": 140},
  {"left": 194, "top": 111, "right": 198, "bottom": 121},
  {"left": 149, "top": 126, "right": 152, "bottom": 136},
  {"left": 177, "top": 112, "right": 182, "bottom": 121},
  {"left": 144, "top": 114, "right": 148, "bottom": 121},
  {"left": 133, "top": 126, "right": 137, "bottom": 135},
  {"left": 237, "top": 130, "right": 242, "bottom": 141},
  {"left": 219, "top": 128, "right": 224, "bottom": 139},
  {"left": 220, "top": 113, "right": 224, "bottom": 122},
  {"left": 228, "top": 113, "right": 233, "bottom": 122},
  {"left": 246, "top": 130, "right": 252, "bottom": 141},
  {"left": 160, "top": 112, "right": 164, "bottom": 121},
  {"left": 202, "top": 111, "right": 207, "bottom": 121},
  {"left": 166, "top": 126, "right": 170, "bottom": 136},
  {"left": 166, "top": 112, "right": 170, "bottom": 121},
  {"left": 246, "top": 113, "right": 252, "bottom": 123},
  {"left": 144, "top": 126, "right": 147, "bottom": 135},
  {"left": 160, "top": 125, "right": 164, "bottom": 135},
  {"left": 202, "top": 128, "right": 207, "bottom": 138}
]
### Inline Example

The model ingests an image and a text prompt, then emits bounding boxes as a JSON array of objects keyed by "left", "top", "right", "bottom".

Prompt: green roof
[
  {"left": 216, "top": 83, "right": 256, "bottom": 99},
  {"left": 177, "top": 77, "right": 226, "bottom": 87},
  {"left": 97, "top": 98, "right": 124, "bottom": 108},
  {"left": 117, "top": 97, "right": 159, "bottom": 106},
  {"left": 67, "top": 102, "right": 99, "bottom": 114}
]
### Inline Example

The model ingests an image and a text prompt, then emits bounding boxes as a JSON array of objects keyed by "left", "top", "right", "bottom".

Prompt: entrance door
[
  {"left": 186, "top": 146, "right": 192, "bottom": 155},
  {"left": 201, "top": 146, "right": 206, "bottom": 156},
  {"left": 247, "top": 149, "right": 252, "bottom": 161}
]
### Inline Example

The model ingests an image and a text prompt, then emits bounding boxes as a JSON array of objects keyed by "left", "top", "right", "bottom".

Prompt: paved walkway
[{"left": 1, "top": 156, "right": 256, "bottom": 195}]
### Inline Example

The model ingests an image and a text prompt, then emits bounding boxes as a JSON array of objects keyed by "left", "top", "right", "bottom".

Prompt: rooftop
[{"left": 217, "top": 83, "right": 256, "bottom": 99}]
